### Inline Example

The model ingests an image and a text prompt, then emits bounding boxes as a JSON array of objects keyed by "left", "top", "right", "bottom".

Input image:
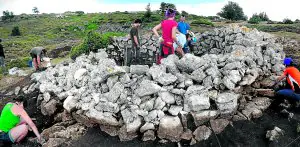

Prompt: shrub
[
  {"left": 191, "top": 18, "right": 214, "bottom": 26},
  {"left": 11, "top": 26, "right": 21, "bottom": 36},
  {"left": 7, "top": 57, "right": 31, "bottom": 69},
  {"left": 217, "top": 1, "right": 247, "bottom": 21},
  {"left": 248, "top": 15, "right": 262, "bottom": 24},
  {"left": 294, "top": 19, "right": 300, "bottom": 24},
  {"left": 70, "top": 31, "right": 126, "bottom": 59},
  {"left": 75, "top": 11, "right": 84, "bottom": 16},
  {"left": 283, "top": 18, "right": 293, "bottom": 24}
]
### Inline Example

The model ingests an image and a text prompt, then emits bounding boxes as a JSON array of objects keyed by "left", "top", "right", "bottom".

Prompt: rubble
[{"left": 30, "top": 26, "right": 285, "bottom": 143}]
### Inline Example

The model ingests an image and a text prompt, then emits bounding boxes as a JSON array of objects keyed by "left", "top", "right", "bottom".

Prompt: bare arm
[
  {"left": 152, "top": 24, "right": 162, "bottom": 38},
  {"left": 172, "top": 27, "right": 181, "bottom": 47},
  {"left": 133, "top": 36, "right": 139, "bottom": 46},
  {"left": 15, "top": 106, "right": 41, "bottom": 140},
  {"left": 277, "top": 73, "right": 286, "bottom": 82}
]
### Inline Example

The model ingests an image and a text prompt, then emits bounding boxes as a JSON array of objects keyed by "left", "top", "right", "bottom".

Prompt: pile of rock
[{"left": 29, "top": 26, "right": 285, "bottom": 144}]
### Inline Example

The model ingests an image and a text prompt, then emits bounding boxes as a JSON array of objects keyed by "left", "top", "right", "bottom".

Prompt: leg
[
  {"left": 9, "top": 124, "right": 29, "bottom": 143},
  {"left": 32, "top": 58, "right": 38, "bottom": 70},
  {"left": 136, "top": 47, "right": 141, "bottom": 64}
]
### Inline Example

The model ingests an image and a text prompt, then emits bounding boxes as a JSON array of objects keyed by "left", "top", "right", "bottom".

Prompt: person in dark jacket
[{"left": 0, "top": 39, "right": 5, "bottom": 67}]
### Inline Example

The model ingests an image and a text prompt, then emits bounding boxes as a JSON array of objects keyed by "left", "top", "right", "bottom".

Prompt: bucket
[{"left": 28, "top": 60, "right": 33, "bottom": 67}]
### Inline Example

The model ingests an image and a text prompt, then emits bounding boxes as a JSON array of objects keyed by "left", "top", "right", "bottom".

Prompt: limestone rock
[
  {"left": 157, "top": 116, "right": 183, "bottom": 142},
  {"left": 215, "top": 92, "right": 239, "bottom": 115},
  {"left": 140, "top": 122, "right": 155, "bottom": 133},
  {"left": 135, "top": 80, "right": 161, "bottom": 97},
  {"left": 266, "top": 127, "right": 284, "bottom": 141},
  {"left": 184, "top": 94, "right": 210, "bottom": 112},
  {"left": 168, "top": 105, "right": 183, "bottom": 116},
  {"left": 193, "top": 126, "right": 212, "bottom": 141},
  {"left": 41, "top": 99, "right": 58, "bottom": 116},
  {"left": 130, "top": 65, "right": 149, "bottom": 75},
  {"left": 210, "top": 119, "right": 230, "bottom": 134},
  {"left": 142, "top": 130, "right": 156, "bottom": 141},
  {"left": 192, "top": 110, "right": 219, "bottom": 126},
  {"left": 86, "top": 109, "right": 120, "bottom": 126},
  {"left": 159, "top": 92, "right": 175, "bottom": 104},
  {"left": 118, "top": 125, "right": 138, "bottom": 141}
]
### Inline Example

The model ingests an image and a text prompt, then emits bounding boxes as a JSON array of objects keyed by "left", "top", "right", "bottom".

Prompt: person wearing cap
[
  {"left": 152, "top": 8, "right": 182, "bottom": 64},
  {"left": 30, "top": 47, "right": 47, "bottom": 70},
  {"left": 274, "top": 57, "right": 300, "bottom": 101},
  {"left": 128, "top": 19, "right": 142, "bottom": 65},
  {"left": 0, "top": 95, "right": 41, "bottom": 144}
]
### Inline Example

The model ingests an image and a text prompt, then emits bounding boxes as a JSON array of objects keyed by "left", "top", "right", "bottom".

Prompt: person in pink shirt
[{"left": 152, "top": 8, "right": 183, "bottom": 64}]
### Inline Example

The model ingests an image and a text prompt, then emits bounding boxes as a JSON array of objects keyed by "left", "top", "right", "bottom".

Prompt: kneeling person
[{"left": 0, "top": 95, "right": 41, "bottom": 143}]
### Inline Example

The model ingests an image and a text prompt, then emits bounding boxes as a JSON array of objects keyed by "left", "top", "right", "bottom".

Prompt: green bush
[
  {"left": 7, "top": 57, "right": 31, "bottom": 69},
  {"left": 11, "top": 26, "right": 21, "bottom": 36},
  {"left": 70, "top": 31, "right": 126, "bottom": 59},
  {"left": 191, "top": 18, "right": 214, "bottom": 26},
  {"left": 75, "top": 11, "right": 84, "bottom": 16},
  {"left": 248, "top": 16, "right": 262, "bottom": 24},
  {"left": 283, "top": 18, "right": 293, "bottom": 24}
]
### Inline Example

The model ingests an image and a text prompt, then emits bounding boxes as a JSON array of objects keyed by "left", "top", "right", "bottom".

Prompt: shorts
[
  {"left": 0, "top": 131, "right": 14, "bottom": 143},
  {"left": 157, "top": 43, "right": 174, "bottom": 64}
]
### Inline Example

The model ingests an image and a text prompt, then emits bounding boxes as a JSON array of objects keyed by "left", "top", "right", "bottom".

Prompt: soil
[{"left": 68, "top": 109, "right": 300, "bottom": 147}]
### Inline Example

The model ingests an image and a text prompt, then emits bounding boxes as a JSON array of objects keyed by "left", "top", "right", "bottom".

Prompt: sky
[{"left": 0, "top": 0, "right": 299, "bottom": 21}]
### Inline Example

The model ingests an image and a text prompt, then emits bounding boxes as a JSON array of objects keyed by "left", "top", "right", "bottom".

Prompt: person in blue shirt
[
  {"left": 177, "top": 15, "right": 190, "bottom": 35},
  {"left": 178, "top": 15, "right": 195, "bottom": 53}
]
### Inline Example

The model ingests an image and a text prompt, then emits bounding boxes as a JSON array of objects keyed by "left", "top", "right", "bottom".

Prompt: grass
[{"left": 271, "top": 31, "right": 300, "bottom": 42}]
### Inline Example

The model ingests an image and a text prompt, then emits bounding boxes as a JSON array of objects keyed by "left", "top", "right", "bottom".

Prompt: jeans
[
  {"left": 0, "top": 56, "right": 4, "bottom": 67},
  {"left": 277, "top": 89, "right": 300, "bottom": 101}
]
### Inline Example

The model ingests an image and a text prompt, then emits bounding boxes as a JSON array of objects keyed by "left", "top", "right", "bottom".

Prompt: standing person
[
  {"left": 30, "top": 47, "right": 46, "bottom": 71},
  {"left": 128, "top": 19, "right": 142, "bottom": 65},
  {"left": 0, "top": 39, "right": 5, "bottom": 67},
  {"left": 0, "top": 95, "right": 42, "bottom": 144},
  {"left": 152, "top": 8, "right": 182, "bottom": 64},
  {"left": 177, "top": 15, "right": 190, "bottom": 35},
  {"left": 177, "top": 15, "right": 196, "bottom": 53}
]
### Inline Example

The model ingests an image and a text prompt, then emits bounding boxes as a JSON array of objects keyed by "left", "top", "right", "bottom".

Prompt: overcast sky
[{"left": 0, "top": 0, "right": 299, "bottom": 21}]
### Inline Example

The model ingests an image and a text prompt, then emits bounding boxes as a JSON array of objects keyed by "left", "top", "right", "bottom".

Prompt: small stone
[
  {"left": 130, "top": 65, "right": 149, "bottom": 75},
  {"left": 168, "top": 105, "right": 183, "bottom": 116},
  {"left": 210, "top": 119, "right": 230, "bottom": 134},
  {"left": 140, "top": 122, "right": 155, "bottom": 133},
  {"left": 193, "top": 125, "right": 212, "bottom": 141},
  {"left": 142, "top": 130, "right": 156, "bottom": 141},
  {"left": 15, "top": 86, "right": 21, "bottom": 95},
  {"left": 266, "top": 127, "right": 284, "bottom": 141}
]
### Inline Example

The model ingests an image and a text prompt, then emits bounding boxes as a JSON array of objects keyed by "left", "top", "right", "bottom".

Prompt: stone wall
[{"left": 28, "top": 26, "right": 285, "bottom": 144}]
